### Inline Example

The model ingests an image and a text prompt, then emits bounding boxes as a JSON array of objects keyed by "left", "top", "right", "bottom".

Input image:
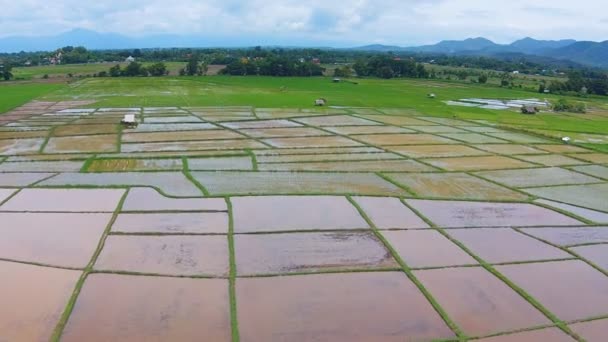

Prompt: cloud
[{"left": 0, "top": 0, "right": 606, "bottom": 45}]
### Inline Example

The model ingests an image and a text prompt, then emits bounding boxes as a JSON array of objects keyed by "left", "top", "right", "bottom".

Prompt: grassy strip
[
  {"left": 245, "top": 149, "right": 258, "bottom": 171},
  {"left": 79, "top": 154, "right": 97, "bottom": 173},
  {"left": 225, "top": 197, "right": 240, "bottom": 342},
  {"left": 51, "top": 188, "right": 129, "bottom": 341},
  {"left": 399, "top": 199, "right": 583, "bottom": 341},
  {"left": 182, "top": 156, "right": 210, "bottom": 196},
  {"left": 515, "top": 228, "right": 608, "bottom": 279},
  {"left": 37, "top": 126, "right": 57, "bottom": 154},
  {"left": 346, "top": 196, "right": 467, "bottom": 340}
]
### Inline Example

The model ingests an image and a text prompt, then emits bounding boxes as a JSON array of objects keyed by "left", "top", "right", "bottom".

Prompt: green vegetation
[
  {"left": 552, "top": 98, "right": 586, "bottom": 113},
  {"left": 0, "top": 83, "right": 64, "bottom": 113}
]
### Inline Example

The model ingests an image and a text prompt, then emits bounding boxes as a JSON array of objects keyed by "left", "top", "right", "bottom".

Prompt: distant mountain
[
  {"left": 2, "top": 29, "right": 607, "bottom": 69},
  {"left": 509, "top": 37, "right": 577, "bottom": 53},
  {"left": 408, "top": 37, "right": 498, "bottom": 53},
  {"left": 546, "top": 41, "right": 608, "bottom": 68},
  {"left": 351, "top": 37, "right": 608, "bottom": 68}
]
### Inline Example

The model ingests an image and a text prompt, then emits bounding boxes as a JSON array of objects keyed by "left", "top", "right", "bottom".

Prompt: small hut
[
  {"left": 521, "top": 106, "right": 538, "bottom": 115},
  {"left": 315, "top": 98, "right": 327, "bottom": 106}
]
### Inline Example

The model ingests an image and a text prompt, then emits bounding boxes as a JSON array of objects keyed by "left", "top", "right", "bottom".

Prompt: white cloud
[{"left": 0, "top": 0, "right": 606, "bottom": 44}]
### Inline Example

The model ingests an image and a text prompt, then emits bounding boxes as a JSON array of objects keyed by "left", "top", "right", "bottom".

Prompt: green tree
[
  {"left": 0, "top": 63, "right": 13, "bottom": 81},
  {"left": 109, "top": 64, "right": 122, "bottom": 77},
  {"left": 478, "top": 74, "right": 488, "bottom": 84},
  {"left": 123, "top": 62, "right": 147, "bottom": 77},
  {"left": 334, "top": 66, "right": 352, "bottom": 78},
  {"left": 184, "top": 55, "right": 203, "bottom": 76},
  {"left": 147, "top": 62, "right": 168, "bottom": 76}
]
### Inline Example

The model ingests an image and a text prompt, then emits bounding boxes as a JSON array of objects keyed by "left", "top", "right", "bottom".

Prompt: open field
[
  {"left": 11, "top": 63, "right": 226, "bottom": 80},
  {"left": 0, "top": 82, "right": 65, "bottom": 113},
  {"left": 23, "top": 76, "right": 608, "bottom": 152},
  {"left": 0, "top": 97, "right": 607, "bottom": 341}
]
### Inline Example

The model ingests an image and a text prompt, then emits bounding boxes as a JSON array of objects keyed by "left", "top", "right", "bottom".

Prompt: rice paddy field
[{"left": 0, "top": 76, "right": 607, "bottom": 341}]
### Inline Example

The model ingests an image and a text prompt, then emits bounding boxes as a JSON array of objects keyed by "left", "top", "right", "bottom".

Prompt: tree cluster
[
  {"left": 0, "top": 62, "right": 13, "bottom": 80},
  {"left": 220, "top": 56, "right": 325, "bottom": 76},
  {"left": 546, "top": 71, "right": 608, "bottom": 96},
  {"left": 101, "top": 62, "right": 168, "bottom": 77},
  {"left": 352, "top": 56, "right": 428, "bottom": 79}
]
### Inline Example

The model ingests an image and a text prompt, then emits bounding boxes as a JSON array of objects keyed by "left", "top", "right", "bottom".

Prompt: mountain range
[
  {"left": 354, "top": 37, "right": 608, "bottom": 68},
  {"left": 1, "top": 29, "right": 607, "bottom": 69}
]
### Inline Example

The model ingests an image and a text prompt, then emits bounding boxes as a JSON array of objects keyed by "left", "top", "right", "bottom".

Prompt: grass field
[
  {"left": 0, "top": 82, "right": 65, "bottom": 113},
  {"left": 2, "top": 75, "right": 607, "bottom": 149},
  {"left": 11, "top": 62, "right": 210, "bottom": 79}
]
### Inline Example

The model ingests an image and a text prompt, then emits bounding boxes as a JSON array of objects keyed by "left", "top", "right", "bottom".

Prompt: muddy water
[
  {"left": 0, "top": 213, "right": 111, "bottom": 267},
  {"left": 121, "top": 139, "right": 267, "bottom": 152},
  {"left": 524, "top": 183, "right": 608, "bottom": 212},
  {"left": 387, "top": 144, "right": 488, "bottom": 158},
  {"left": 497, "top": 260, "right": 608, "bottom": 321},
  {"left": 54, "top": 124, "right": 118, "bottom": 136},
  {"left": 476, "top": 144, "right": 547, "bottom": 155},
  {"left": 240, "top": 127, "right": 330, "bottom": 138},
  {"left": 571, "top": 165, "right": 608, "bottom": 179},
  {"left": 0, "top": 130, "right": 47, "bottom": 139},
  {"left": 256, "top": 152, "right": 400, "bottom": 163},
  {"left": 0, "top": 261, "right": 80, "bottom": 342},
  {"left": 0, "top": 138, "right": 45, "bottom": 155},
  {"left": 516, "top": 154, "right": 587, "bottom": 167},
  {"left": 188, "top": 156, "right": 252, "bottom": 171},
  {"left": 122, "top": 130, "right": 244, "bottom": 143},
  {"left": 387, "top": 172, "right": 526, "bottom": 200},
  {"left": 382, "top": 230, "right": 476, "bottom": 268},
  {"left": 193, "top": 171, "right": 406, "bottom": 196},
  {"left": 0, "top": 189, "right": 15, "bottom": 203},
  {"left": 409, "top": 125, "right": 468, "bottom": 134},
  {"left": 476, "top": 328, "right": 574, "bottom": 342},
  {"left": 87, "top": 158, "right": 183, "bottom": 172},
  {"left": 263, "top": 136, "right": 362, "bottom": 148},
  {"left": 232, "top": 196, "right": 369, "bottom": 232},
  {"left": 475, "top": 167, "right": 600, "bottom": 188},
  {"left": 294, "top": 115, "right": 380, "bottom": 127},
  {"left": 325, "top": 125, "right": 414, "bottom": 135},
  {"left": 359, "top": 115, "right": 435, "bottom": 126},
  {"left": 121, "top": 188, "right": 226, "bottom": 211},
  {"left": 235, "top": 232, "right": 397, "bottom": 275},
  {"left": 237, "top": 272, "right": 454, "bottom": 341},
  {"left": 486, "top": 132, "right": 549, "bottom": 143},
  {"left": 569, "top": 319, "right": 608, "bottom": 342},
  {"left": 1, "top": 188, "right": 124, "bottom": 212},
  {"left": 222, "top": 119, "right": 301, "bottom": 129},
  {"left": 0, "top": 173, "right": 56, "bottom": 186},
  {"left": 356, "top": 133, "right": 457, "bottom": 146},
  {"left": 112, "top": 213, "right": 229, "bottom": 234},
  {"left": 536, "top": 144, "right": 591, "bottom": 153},
  {"left": 440, "top": 133, "right": 509, "bottom": 144},
  {"left": 570, "top": 244, "right": 608, "bottom": 271},
  {"left": 258, "top": 159, "right": 434, "bottom": 172},
  {"left": 407, "top": 200, "right": 582, "bottom": 228},
  {"left": 45, "top": 134, "right": 118, "bottom": 153},
  {"left": 416, "top": 267, "right": 549, "bottom": 336},
  {"left": 449, "top": 228, "right": 570, "bottom": 263},
  {"left": 425, "top": 155, "right": 533, "bottom": 171},
  {"left": 61, "top": 274, "right": 231, "bottom": 342},
  {"left": 353, "top": 197, "right": 429, "bottom": 229},
  {"left": 95, "top": 235, "right": 229, "bottom": 276},
  {"left": 0, "top": 161, "right": 84, "bottom": 172},
  {"left": 520, "top": 227, "right": 608, "bottom": 246}
]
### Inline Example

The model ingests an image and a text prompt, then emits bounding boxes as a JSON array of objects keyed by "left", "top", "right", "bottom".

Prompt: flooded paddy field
[{"left": 0, "top": 102, "right": 607, "bottom": 341}]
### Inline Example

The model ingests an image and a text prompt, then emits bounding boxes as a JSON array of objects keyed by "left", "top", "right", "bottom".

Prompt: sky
[{"left": 0, "top": 0, "right": 606, "bottom": 46}]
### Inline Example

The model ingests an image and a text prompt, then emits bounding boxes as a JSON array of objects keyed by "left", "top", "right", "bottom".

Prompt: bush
[{"left": 552, "top": 98, "right": 586, "bottom": 113}]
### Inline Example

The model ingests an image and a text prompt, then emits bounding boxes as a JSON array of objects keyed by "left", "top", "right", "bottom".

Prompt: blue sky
[{"left": 0, "top": 0, "right": 606, "bottom": 45}]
